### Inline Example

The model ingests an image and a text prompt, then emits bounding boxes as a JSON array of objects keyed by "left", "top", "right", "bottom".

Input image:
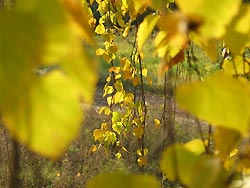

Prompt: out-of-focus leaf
[
  {"left": 223, "top": 55, "right": 250, "bottom": 76},
  {"left": 176, "top": 0, "right": 242, "bottom": 38},
  {"left": 137, "top": 14, "right": 160, "bottom": 52},
  {"left": 0, "top": 0, "right": 96, "bottom": 158},
  {"left": 133, "top": 127, "right": 144, "bottom": 138},
  {"left": 157, "top": 12, "right": 188, "bottom": 48},
  {"left": 0, "top": 10, "right": 43, "bottom": 106},
  {"left": 160, "top": 49, "right": 185, "bottom": 72},
  {"left": 184, "top": 139, "right": 205, "bottom": 155},
  {"left": 176, "top": 73, "right": 250, "bottom": 133},
  {"left": 2, "top": 72, "right": 83, "bottom": 158},
  {"left": 161, "top": 144, "right": 226, "bottom": 188},
  {"left": 86, "top": 173, "right": 160, "bottom": 188},
  {"left": 160, "top": 144, "right": 198, "bottom": 185},
  {"left": 62, "top": 0, "right": 94, "bottom": 45},
  {"left": 214, "top": 127, "right": 241, "bottom": 159},
  {"left": 138, "top": 156, "right": 147, "bottom": 167},
  {"left": 222, "top": 4, "right": 250, "bottom": 55}
]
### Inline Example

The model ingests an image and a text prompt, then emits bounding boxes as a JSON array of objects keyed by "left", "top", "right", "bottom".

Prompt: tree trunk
[{"left": 0, "top": 0, "right": 4, "bottom": 8}]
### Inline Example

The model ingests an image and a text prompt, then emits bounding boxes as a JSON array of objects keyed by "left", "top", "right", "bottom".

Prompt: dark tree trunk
[{"left": 9, "top": 139, "right": 21, "bottom": 188}]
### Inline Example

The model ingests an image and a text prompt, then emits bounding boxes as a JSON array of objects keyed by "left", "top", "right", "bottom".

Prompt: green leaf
[
  {"left": 176, "top": 73, "right": 250, "bottom": 133},
  {"left": 86, "top": 173, "right": 160, "bottom": 188},
  {"left": 2, "top": 72, "right": 83, "bottom": 158},
  {"left": 137, "top": 14, "right": 160, "bottom": 52},
  {"left": 176, "top": 0, "right": 242, "bottom": 38}
]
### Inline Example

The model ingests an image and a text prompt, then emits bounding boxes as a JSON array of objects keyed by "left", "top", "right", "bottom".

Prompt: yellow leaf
[
  {"left": 222, "top": 5, "right": 250, "bottom": 55},
  {"left": 137, "top": 14, "right": 160, "bottom": 52},
  {"left": 123, "top": 26, "right": 131, "bottom": 37},
  {"left": 103, "top": 86, "right": 114, "bottom": 97},
  {"left": 107, "top": 96, "right": 113, "bottom": 106},
  {"left": 214, "top": 127, "right": 241, "bottom": 159},
  {"left": 176, "top": 0, "right": 242, "bottom": 38},
  {"left": 184, "top": 139, "right": 205, "bottom": 155},
  {"left": 161, "top": 144, "right": 225, "bottom": 187},
  {"left": 115, "top": 152, "right": 122, "bottom": 159},
  {"left": 132, "top": 77, "right": 140, "bottom": 86},
  {"left": 157, "top": 12, "right": 188, "bottom": 48},
  {"left": 96, "top": 48, "right": 105, "bottom": 56},
  {"left": 142, "top": 68, "right": 147, "bottom": 77},
  {"left": 223, "top": 55, "right": 250, "bottom": 75},
  {"left": 86, "top": 173, "right": 160, "bottom": 188},
  {"left": 108, "top": 66, "right": 120, "bottom": 74},
  {"left": 176, "top": 73, "right": 250, "bottom": 133},
  {"left": 3, "top": 72, "right": 83, "bottom": 158},
  {"left": 89, "top": 145, "right": 97, "bottom": 153},
  {"left": 154, "top": 118, "right": 161, "bottom": 129},
  {"left": 138, "top": 156, "right": 147, "bottom": 167},
  {"left": 133, "top": 127, "right": 144, "bottom": 138},
  {"left": 95, "top": 24, "right": 106, "bottom": 34},
  {"left": 114, "top": 91, "right": 124, "bottom": 103},
  {"left": 123, "top": 70, "right": 132, "bottom": 80},
  {"left": 93, "top": 129, "right": 105, "bottom": 142},
  {"left": 62, "top": 0, "right": 94, "bottom": 45}
]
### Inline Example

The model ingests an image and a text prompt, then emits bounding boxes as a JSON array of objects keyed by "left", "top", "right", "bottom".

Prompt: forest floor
[{"left": 0, "top": 85, "right": 209, "bottom": 188}]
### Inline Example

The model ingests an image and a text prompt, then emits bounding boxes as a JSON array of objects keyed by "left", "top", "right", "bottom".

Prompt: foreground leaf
[
  {"left": 86, "top": 173, "right": 160, "bottom": 188},
  {"left": 176, "top": 73, "right": 250, "bottom": 133},
  {"left": 2, "top": 72, "right": 83, "bottom": 158},
  {"left": 222, "top": 4, "right": 250, "bottom": 55},
  {"left": 176, "top": 0, "right": 242, "bottom": 38},
  {"left": 137, "top": 14, "right": 160, "bottom": 52},
  {"left": 161, "top": 144, "right": 226, "bottom": 188}
]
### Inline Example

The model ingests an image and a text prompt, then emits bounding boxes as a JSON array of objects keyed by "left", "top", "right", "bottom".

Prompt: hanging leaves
[{"left": 0, "top": 0, "right": 96, "bottom": 158}]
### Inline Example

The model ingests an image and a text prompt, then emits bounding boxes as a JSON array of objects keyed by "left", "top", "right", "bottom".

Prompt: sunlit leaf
[
  {"left": 123, "top": 26, "right": 131, "bottom": 37},
  {"left": 222, "top": 4, "right": 250, "bottom": 55},
  {"left": 95, "top": 24, "right": 106, "bottom": 35},
  {"left": 176, "top": 73, "right": 250, "bottom": 133},
  {"left": 93, "top": 129, "right": 105, "bottom": 142},
  {"left": 154, "top": 118, "right": 161, "bottom": 129},
  {"left": 2, "top": 72, "right": 83, "bottom": 158},
  {"left": 137, "top": 14, "right": 160, "bottom": 52},
  {"left": 62, "top": 0, "right": 94, "bottom": 45},
  {"left": 86, "top": 173, "right": 160, "bottom": 188},
  {"left": 184, "top": 139, "right": 205, "bottom": 155},
  {"left": 142, "top": 68, "right": 148, "bottom": 77},
  {"left": 104, "top": 131, "right": 117, "bottom": 145},
  {"left": 176, "top": 0, "right": 242, "bottom": 38},
  {"left": 0, "top": 10, "right": 43, "bottom": 106},
  {"left": 138, "top": 156, "right": 147, "bottom": 167}
]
